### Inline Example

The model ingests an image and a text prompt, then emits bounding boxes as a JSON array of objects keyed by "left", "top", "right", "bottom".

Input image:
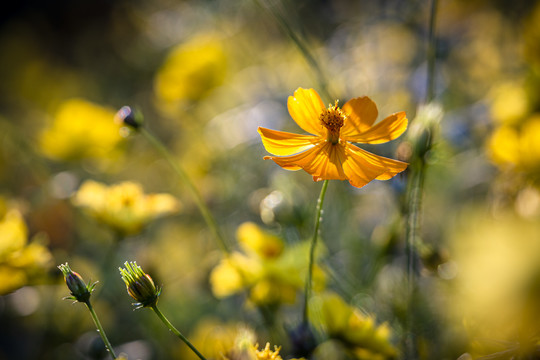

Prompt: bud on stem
[
  {"left": 58, "top": 263, "right": 97, "bottom": 303},
  {"left": 114, "top": 106, "right": 143, "bottom": 129},
  {"left": 119, "top": 261, "right": 161, "bottom": 309}
]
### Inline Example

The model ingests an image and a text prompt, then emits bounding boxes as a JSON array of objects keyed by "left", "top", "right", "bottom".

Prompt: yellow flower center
[
  {"left": 320, "top": 100, "right": 346, "bottom": 144},
  {"left": 253, "top": 343, "right": 283, "bottom": 360}
]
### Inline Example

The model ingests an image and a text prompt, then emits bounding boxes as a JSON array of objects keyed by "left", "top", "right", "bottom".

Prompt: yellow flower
[
  {"left": 72, "top": 180, "right": 180, "bottom": 236},
  {"left": 258, "top": 88, "right": 408, "bottom": 188},
  {"left": 253, "top": 343, "right": 283, "bottom": 360},
  {"left": 177, "top": 318, "right": 256, "bottom": 360},
  {"left": 490, "top": 82, "right": 529, "bottom": 125},
  {"left": 0, "top": 209, "right": 27, "bottom": 260},
  {"left": 237, "top": 222, "right": 284, "bottom": 259},
  {"left": 39, "top": 98, "right": 122, "bottom": 161},
  {"left": 210, "top": 254, "right": 257, "bottom": 299},
  {"left": 154, "top": 34, "right": 226, "bottom": 109},
  {"left": 310, "top": 292, "right": 397, "bottom": 358},
  {"left": 209, "top": 222, "right": 325, "bottom": 306},
  {"left": 0, "top": 209, "right": 53, "bottom": 295},
  {"left": 447, "top": 211, "right": 540, "bottom": 345},
  {"left": 488, "top": 115, "right": 540, "bottom": 180},
  {"left": 488, "top": 125, "right": 520, "bottom": 167},
  {"left": 249, "top": 342, "right": 306, "bottom": 360}
]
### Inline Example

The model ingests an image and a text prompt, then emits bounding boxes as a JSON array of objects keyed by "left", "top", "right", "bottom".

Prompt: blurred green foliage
[{"left": 2, "top": 0, "right": 540, "bottom": 359}]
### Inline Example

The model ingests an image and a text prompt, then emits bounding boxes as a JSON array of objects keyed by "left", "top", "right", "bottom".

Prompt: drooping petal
[
  {"left": 287, "top": 88, "right": 326, "bottom": 136},
  {"left": 258, "top": 127, "right": 320, "bottom": 156},
  {"left": 343, "top": 111, "right": 408, "bottom": 144},
  {"left": 310, "top": 142, "right": 348, "bottom": 181},
  {"left": 264, "top": 142, "right": 347, "bottom": 180},
  {"left": 263, "top": 145, "right": 321, "bottom": 171},
  {"left": 342, "top": 143, "right": 408, "bottom": 188},
  {"left": 341, "top": 96, "right": 378, "bottom": 137}
]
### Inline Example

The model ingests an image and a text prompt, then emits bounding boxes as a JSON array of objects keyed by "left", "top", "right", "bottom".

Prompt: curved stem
[
  {"left": 302, "top": 179, "right": 329, "bottom": 324},
  {"left": 85, "top": 301, "right": 117, "bottom": 359},
  {"left": 253, "top": 0, "right": 333, "bottom": 102},
  {"left": 140, "top": 127, "right": 230, "bottom": 254},
  {"left": 151, "top": 305, "right": 207, "bottom": 360}
]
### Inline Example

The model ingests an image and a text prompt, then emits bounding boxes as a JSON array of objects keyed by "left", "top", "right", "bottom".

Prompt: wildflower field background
[{"left": 1, "top": 0, "right": 540, "bottom": 359}]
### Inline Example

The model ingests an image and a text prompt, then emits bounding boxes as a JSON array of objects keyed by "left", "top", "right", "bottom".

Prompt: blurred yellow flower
[
  {"left": 488, "top": 115, "right": 540, "bottom": 179},
  {"left": 447, "top": 212, "right": 540, "bottom": 348},
  {"left": 237, "top": 222, "right": 284, "bottom": 259},
  {"left": 39, "top": 98, "right": 122, "bottom": 161},
  {"left": 258, "top": 88, "right": 408, "bottom": 188},
  {"left": 179, "top": 320, "right": 306, "bottom": 360},
  {"left": 72, "top": 180, "right": 180, "bottom": 236},
  {"left": 310, "top": 292, "right": 397, "bottom": 359},
  {"left": 178, "top": 318, "right": 256, "bottom": 360},
  {"left": 210, "top": 222, "right": 325, "bottom": 306},
  {"left": 0, "top": 209, "right": 53, "bottom": 295},
  {"left": 253, "top": 343, "right": 283, "bottom": 360},
  {"left": 490, "top": 82, "right": 529, "bottom": 125},
  {"left": 155, "top": 34, "right": 227, "bottom": 109}
]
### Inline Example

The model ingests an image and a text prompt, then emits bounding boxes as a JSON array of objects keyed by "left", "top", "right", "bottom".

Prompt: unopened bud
[
  {"left": 119, "top": 261, "right": 161, "bottom": 309},
  {"left": 407, "top": 102, "right": 443, "bottom": 161},
  {"left": 114, "top": 106, "right": 143, "bottom": 129},
  {"left": 58, "top": 263, "right": 97, "bottom": 303}
]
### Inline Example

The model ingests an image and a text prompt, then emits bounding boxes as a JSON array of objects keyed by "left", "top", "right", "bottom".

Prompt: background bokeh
[{"left": 1, "top": 0, "right": 540, "bottom": 359}]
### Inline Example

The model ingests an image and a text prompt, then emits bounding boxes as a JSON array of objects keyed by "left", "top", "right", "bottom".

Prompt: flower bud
[
  {"left": 407, "top": 102, "right": 442, "bottom": 161},
  {"left": 119, "top": 261, "right": 161, "bottom": 309},
  {"left": 58, "top": 263, "right": 96, "bottom": 303},
  {"left": 114, "top": 106, "right": 143, "bottom": 129}
]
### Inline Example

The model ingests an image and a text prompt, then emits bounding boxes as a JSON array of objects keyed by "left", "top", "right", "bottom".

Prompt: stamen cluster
[{"left": 319, "top": 101, "right": 346, "bottom": 144}]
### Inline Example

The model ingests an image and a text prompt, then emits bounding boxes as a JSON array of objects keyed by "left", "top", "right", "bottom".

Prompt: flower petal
[
  {"left": 287, "top": 88, "right": 326, "bottom": 136},
  {"left": 311, "top": 142, "right": 348, "bottom": 181},
  {"left": 343, "top": 111, "right": 408, "bottom": 144},
  {"left": 258, "top": 127, "right": 319, "bottom": 156},
  {"left": 264, "top": 142, "right": 347, "bottom": 180},
  {"left": 341, "top": 96, "right": 378, "bottom": 137},
  {"left": 342, "top": 143, "right": 408, "bottom": 188}
]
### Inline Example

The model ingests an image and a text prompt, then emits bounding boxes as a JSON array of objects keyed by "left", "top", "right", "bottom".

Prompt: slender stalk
[
  {"left": 404, "top": 1, "right": 438, "bottom": 358},
  {"left": 302, "top": 179, "right": 329, "bottom": 324},
  {"left": 426, "top": 0, "right": 439, "bottom": 104},
  {"left": 406, "top": 165, "right": 427, "bottom": 289},
  {"left": 254, "top": 0, "right": 333, "bottom": 101},
  {"left": 403, "top": 161, "right": 426, "bottom": 359},
  {"left": 85, "top": 301, "right": 117, "bottom": 360},
  {"left": 258, "top": 304, "right": 284, "bottom": 343},
  {"left": 150, "top": 305, "right": 207, "bottom": 360},
  {"left": 139, "top": 127, "right": 230, "bottom": 254}
]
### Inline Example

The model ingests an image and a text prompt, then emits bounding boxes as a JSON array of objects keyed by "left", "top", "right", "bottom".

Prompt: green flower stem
[
  {"left": 403, "top": 129, "right": 426, "bottom": 360},
  {"left": 84, "top": 300, "right": 118, "bottom": 360},
  {"left": 150, "top": 305, "right": 207, "bottom": 360},
  {"left": 404, "top": 0, "right": 438, "bottom": 358},
  {"left": 303, "top": 179, "right": 329, "bottom": 325},
  {"left": 426, "top": 0, "right": 439, "bottom": 104},
  {"left": 140, "top": 127, "right": 230, "bottom": 254}
]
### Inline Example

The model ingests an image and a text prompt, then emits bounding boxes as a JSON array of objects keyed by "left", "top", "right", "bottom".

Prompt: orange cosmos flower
[{"left": 258, "top": 88, "right": 408, "bottom": 188}]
